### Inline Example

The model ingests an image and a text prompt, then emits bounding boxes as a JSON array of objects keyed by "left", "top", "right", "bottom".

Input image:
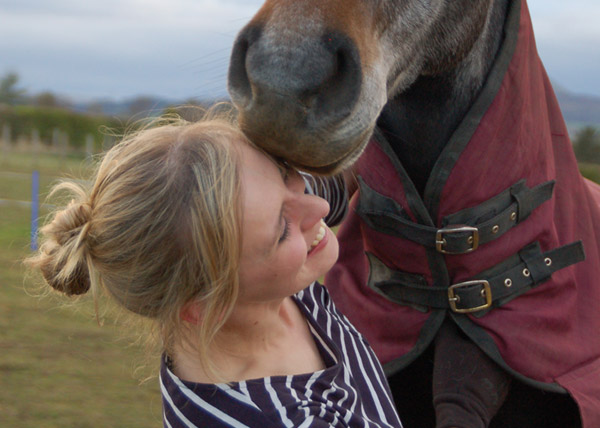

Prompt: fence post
[
  {"left": 60, "top": 131, "right": 68, "bottom": 168},
  {"left": 32, "top": 128, "right": 40, "bottom": 168},
  {"left": 1, "top": 123, "right": 10, "bottom": 166},
  {"left": 85, "top": 134, "right": 94, "bottom": 159},
  {"left": 52, "top": 127, "right": 60, "bottom": 151},
  {"left": 31, "top": 170, "right": 40, "bottom": 251},
  {"left": 51, "top": 127, "right": 61, "bottom": 168},
  {"left": 103, "top": 135, "right": 113, "bottom": 151}
]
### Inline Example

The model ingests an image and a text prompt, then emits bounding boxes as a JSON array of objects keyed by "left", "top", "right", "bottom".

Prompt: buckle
[
  {"left": 448, "top": 280, "right": 492, "bottom": 313},
  {"left": 436, "top": 226, "right": 479, "bottom": 254}
]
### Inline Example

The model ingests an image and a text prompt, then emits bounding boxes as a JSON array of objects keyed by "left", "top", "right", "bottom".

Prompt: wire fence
[
  {"left": 1, "top": 136, "right": 93, "bottom": 251},
  {"left": 1, "top": 123, "right": 117, "bottom": 165}
]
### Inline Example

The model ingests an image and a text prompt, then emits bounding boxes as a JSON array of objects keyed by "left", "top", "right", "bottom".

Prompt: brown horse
[
  {"left": 229, "top": 0, "right": 507, "bottom": 194},
  {"left": 228, "top": 1, "right": 600, "bottom": 427}
]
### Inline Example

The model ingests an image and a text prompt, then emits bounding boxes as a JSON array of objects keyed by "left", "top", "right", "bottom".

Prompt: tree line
[
  {"left": 573, "top": 127, "right": 600, "bottom": 163},
  {"left": 1, "top": 71, "right": 599, "bottom": 159},
  {"left": 0, "top": 72, "right": 216, "bottom": 151}
]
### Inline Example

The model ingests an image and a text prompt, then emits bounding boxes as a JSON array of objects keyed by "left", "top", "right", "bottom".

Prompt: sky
[{"left": 1, "top": 0, "right": 599, "bottom": 102}]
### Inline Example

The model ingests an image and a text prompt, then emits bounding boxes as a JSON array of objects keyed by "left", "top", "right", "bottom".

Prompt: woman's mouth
[{"left": 308, "top": 219, "right": 328, "bottom": 255}]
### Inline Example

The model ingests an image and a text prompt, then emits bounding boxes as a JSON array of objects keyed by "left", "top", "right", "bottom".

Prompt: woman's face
[{"left": 236, "top": 141, "right": 339, "bottom": 304}]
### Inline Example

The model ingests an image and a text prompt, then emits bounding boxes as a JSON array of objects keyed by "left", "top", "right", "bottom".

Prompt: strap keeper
[
  {"left": 510, "top": 180, "right": 555, "bottom": 222},
  {"left": 518, "top": 243, "right": 552, "bottom": 284}
]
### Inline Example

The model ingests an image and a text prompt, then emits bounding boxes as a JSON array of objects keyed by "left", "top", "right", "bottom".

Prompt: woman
[{"left": 27, "top": 111, "right": 403, "bottom": 427}]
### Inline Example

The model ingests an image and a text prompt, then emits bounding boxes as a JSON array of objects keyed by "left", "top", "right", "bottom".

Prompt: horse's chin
[
  {"left": 235, "top": 83, "right": 380, "bottom": 175},
  {"left": 288, "top": 151, "right": 358, "bottom": 176},
  {"left": 244, "top": 126, "right": 372, "bottom": 176}
]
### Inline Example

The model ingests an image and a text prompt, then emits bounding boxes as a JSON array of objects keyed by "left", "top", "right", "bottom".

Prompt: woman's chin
[{"left": 309, "top": 230, "right": 339, "bottom": 284}]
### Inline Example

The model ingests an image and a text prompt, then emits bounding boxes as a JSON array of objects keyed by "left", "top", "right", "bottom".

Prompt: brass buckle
[
  {"left": 448, "top": 280, "right": 492, "bottom": 313},
  {"left": 436, "top": 226, "right": 479, "bottom": 254}
]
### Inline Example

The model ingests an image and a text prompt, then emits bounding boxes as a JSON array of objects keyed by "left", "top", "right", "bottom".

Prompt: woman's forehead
[{"left": 238, "top": 141, "right": 282, "bottom": 178}]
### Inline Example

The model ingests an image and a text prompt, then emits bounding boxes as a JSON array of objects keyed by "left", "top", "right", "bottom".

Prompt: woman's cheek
[{"left": 286, "top": 239, "right": 309, "bottom": 269}]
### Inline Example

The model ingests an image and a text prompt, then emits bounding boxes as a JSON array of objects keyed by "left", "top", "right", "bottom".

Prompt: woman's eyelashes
[
  {"left": 279, "top": 218, "right": 291, "bottom": 243},
  {"left": 276, "top": 163, "right": 298, "bottom": 244},
  {"left": 277, "top": 161, "right": 290, "bottom": 183}
]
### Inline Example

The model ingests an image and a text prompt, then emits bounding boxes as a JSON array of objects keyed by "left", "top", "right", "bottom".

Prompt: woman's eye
[
  {"left": 278, "top": 218, "right": 291, "bottom": 243},
  {"left": 280, "top": 165, "right": 290, "bottom": 182},
  {"left": 277, "top": 160, "right": 296, "bottom": 184}
]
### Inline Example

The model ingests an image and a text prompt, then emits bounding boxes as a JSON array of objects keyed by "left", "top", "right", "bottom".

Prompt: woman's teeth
[{"left": 311, "top": 220, "right": 327, "bottom": 249}]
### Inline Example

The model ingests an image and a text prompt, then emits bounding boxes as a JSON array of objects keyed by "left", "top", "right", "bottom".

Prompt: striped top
[{"left": 160, "top": 282, "right": 403, "bottom": 427}]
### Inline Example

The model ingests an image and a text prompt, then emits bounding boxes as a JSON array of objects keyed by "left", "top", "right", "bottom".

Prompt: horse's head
[{"left": 228, "top": 0, "right": 493, "bottom": 174}]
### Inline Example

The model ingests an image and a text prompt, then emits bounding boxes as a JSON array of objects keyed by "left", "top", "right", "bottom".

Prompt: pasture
[
  {"left": 2, "top": 143, "right": 600, "bottom": 428},
  {"left": 0, "top": 148, "right": 161, "bottom": 427}
]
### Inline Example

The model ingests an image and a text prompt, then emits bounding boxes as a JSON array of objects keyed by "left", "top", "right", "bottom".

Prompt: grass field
[
  {"left": 3, "top": 144, "right": 600, "bottom": 427},
  {"left": 1, "top": 149, "right": 162, "bottom": 428}
]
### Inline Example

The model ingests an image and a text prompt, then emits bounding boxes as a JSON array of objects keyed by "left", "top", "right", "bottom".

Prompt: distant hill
[
  {"left": 72, "top": 97, "right": 182, "bottom": 116},
  {"left": 553, "top": 85, "right": 600, "bottom": 132},
  {"left": 71, "top": 96, "right": 222, "bottom": 117},
  {"left": 67, "top": 84, "right": 600, "bottom": 135}
]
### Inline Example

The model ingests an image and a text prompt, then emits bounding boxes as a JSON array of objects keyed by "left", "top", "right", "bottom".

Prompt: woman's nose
[
  {"left": 286, "top": 168, "right": 330, "bottom": 229},
  {"left": 298, "top": 194, "right": 330, "bottom": 231}
]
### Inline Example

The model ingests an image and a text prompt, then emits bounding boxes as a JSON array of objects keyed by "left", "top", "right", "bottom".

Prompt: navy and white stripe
[
  {"left": 161, "top": 282, "right": 403, "bottom": 427},
  {"left": 301, "top": 173, "right": 348, "bottom": 227}
]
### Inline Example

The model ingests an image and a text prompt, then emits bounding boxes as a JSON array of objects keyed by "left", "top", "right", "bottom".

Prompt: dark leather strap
[
  {"left": 368, "top": 241, "right": 585, "bottom": 316},
  {"left": 357, "top": 178, "right": 555, "bottom": 254}
]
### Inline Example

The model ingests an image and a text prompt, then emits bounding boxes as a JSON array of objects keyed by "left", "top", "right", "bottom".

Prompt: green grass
[
  {"left": 3, "top": 147, "right": 599, "bottom": 427},
  {"left": 579, "top": 162, "right": 600, "bottom": 184},
  {"left": 1, "top": 150, "right": 162, "bottom": 428}
]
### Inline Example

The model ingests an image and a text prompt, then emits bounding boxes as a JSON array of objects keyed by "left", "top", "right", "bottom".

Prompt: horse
[{"left": 227, "top": 1, "right": 600, "bottom": 426}]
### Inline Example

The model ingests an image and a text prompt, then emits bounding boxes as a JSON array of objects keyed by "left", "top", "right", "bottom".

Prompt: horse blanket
[{"left": 325, "top": 1, "right": 600, "bottom": 426}]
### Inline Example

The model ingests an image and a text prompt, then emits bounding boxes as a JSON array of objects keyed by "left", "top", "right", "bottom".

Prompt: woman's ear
[{"left": 180, "top": 299, "right": 203, "bottom": 324}]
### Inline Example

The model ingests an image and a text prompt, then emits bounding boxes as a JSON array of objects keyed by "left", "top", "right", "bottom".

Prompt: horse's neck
[{"left": 377, "top": 0, "right": 509, "bottom": 197}]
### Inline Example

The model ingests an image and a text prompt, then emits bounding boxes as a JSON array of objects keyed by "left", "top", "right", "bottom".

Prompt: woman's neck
[
  {"left": 172, "top": 296, "right": 326, "bottom": 383},
  {"left": 221, "top": 296, "right": 299, "bottom": 347}
]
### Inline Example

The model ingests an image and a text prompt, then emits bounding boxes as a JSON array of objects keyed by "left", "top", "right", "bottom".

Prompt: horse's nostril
[
  {"left": 314, "top": 32, "right": 362, "bottom": 119},
  {"left": 227, "top": 39, "right": 250, "bottom": 106},
  {"left": 228, "top": 26, "right": 261, "bottom": 107},
  {"left": 228, "top": 26, "right": 362, "bottom": 128}
]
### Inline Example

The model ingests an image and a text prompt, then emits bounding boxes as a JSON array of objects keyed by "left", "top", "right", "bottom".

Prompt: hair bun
[
  {"left": 52, "top": 201, "right": 92, "bottom": 244},
  {"left": 39, "top": 248, "right": 91, "bottom": 296},
  {"left": 29, "top": 198, "right": 93, "bottom": 296}
]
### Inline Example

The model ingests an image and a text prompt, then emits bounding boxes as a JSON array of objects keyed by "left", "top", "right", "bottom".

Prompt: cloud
[
  {"left": 1, "top": 0, "right": 599, "bottom": 100},
  {"left": 0, "top": 0, "right": 264, "bottom": 99},
  {"left": 530, "top": 1, "right": 600, "bottom": 45},
  {"left": 1, "top": 0, "right": 260, "bottom": 53},
  {"left": 528, "top": 0, "right": 600, "bottom": 95}
]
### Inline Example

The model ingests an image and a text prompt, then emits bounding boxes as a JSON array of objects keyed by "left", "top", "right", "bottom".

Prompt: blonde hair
[{"left": 26, "top": 108, "right": 245, "bottom": 377}]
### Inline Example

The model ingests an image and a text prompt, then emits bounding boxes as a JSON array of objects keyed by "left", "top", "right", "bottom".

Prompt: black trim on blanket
[{"left": 423, "top": 0, "right": 522, "bottom": 220}]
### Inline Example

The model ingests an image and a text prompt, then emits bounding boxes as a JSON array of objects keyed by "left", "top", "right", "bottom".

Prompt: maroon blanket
[{"left": 326, "top": 1, "right": 600, "bottom": 426}]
